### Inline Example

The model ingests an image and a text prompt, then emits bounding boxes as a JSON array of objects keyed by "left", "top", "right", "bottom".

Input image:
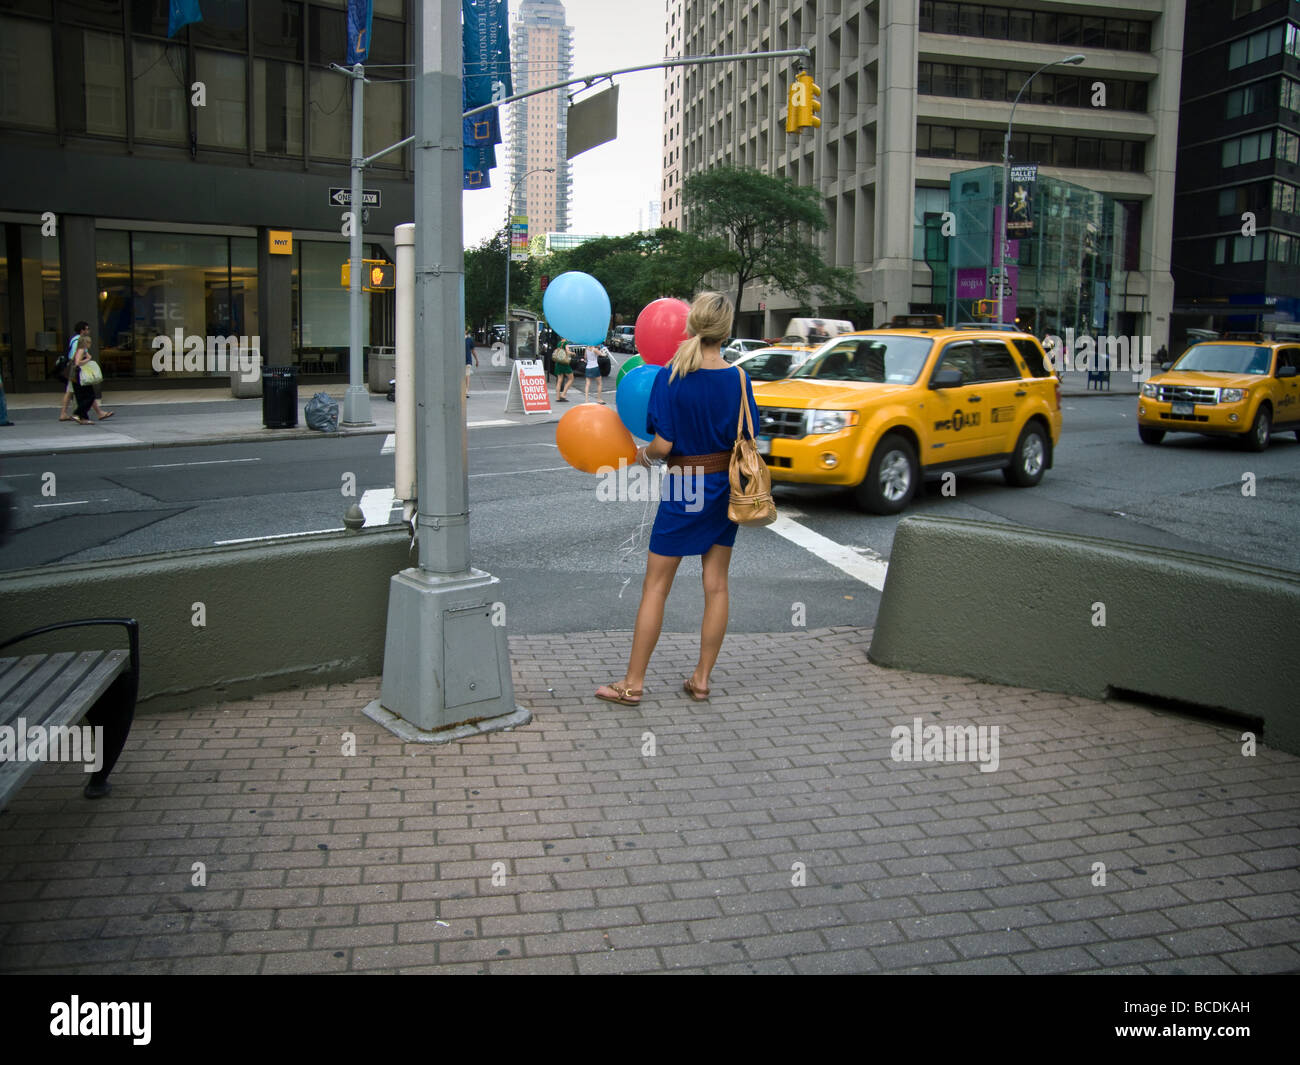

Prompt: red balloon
[
  {"left": 555, "top": 404, "right": 639, "bottom": 474},
  {"left": 635, "top": 298, "right": 691, "bottom": 366}
]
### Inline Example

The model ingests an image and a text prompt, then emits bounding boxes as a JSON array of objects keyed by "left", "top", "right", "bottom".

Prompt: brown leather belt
[{"left": 665, "top": 450, "right": 730, "bottom": 475}]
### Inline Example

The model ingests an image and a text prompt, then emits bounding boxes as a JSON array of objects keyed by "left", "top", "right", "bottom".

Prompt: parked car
[
  {"left": 723, "top": 338, "right": 768, "bottom": 362},
  {"left": 732, "top": 346, "right": 816, "bottom": 381},
  {"left": 609, "top": 325, "right": 637, "bottom": 353}
]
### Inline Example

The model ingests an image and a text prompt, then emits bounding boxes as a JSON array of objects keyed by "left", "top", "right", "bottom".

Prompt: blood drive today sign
[{"left": 505, "top": 359, "right": 551, "bottom": 415}]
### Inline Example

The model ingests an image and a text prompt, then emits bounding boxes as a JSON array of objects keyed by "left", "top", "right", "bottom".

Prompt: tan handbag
[{"left": 728, "top": 368, "right": 777, "bottom": 526}]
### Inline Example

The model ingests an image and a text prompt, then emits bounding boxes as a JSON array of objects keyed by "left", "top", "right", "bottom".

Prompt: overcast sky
[{"left": 460, "top": 0, "right": 668, "bottom": 249}]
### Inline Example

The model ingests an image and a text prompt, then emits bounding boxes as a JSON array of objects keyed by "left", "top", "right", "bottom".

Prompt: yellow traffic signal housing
[
  {"left": 799, "top": 72, "right": 821, "bottom": 130},
  {"left": 974, "top": 299, "right": 995, "bottom": 318},
  {"left": 785, "top": 79, "right": 804, "bottom": 133},
  {"left": 340, "top": 259, "right": 396, "bottom": 291}
]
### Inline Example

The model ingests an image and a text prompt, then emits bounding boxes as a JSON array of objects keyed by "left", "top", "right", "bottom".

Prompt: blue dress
[{"left": 645, "top": 364, "right": 761, "bottom": 556}]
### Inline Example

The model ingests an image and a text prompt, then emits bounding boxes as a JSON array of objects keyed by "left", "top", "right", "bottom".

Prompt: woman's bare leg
[
  {"left": 691, "top": 543, "right": 732, "bottom": 690},
  {"left": 621, "top": 551, "right": 681, "bottom": 690}
]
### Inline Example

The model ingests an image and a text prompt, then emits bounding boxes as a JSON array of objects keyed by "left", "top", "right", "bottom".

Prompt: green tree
[
  {"left": 464, "top": 230, "right": 535, "bottom": 337},
  {"left": 683, "top": 166, "right": 859, "bottom": 316}
]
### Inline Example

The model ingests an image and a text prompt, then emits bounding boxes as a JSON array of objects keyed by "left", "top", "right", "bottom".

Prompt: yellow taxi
[
  {"left": 1137, "top": 335, "right": 1300, "bottom": 451},
  {"left": 751, "top": 317, "right": 1062, "bottom": 514}
]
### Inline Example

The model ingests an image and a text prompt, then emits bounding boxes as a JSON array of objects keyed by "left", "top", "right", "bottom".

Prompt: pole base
[
  {"left": 362, "top": 699, "right": 531, "bottom": 744},
  {"left": 341, "top": 384, "right": 374, "bottom": 427},
  {"left": 378, "top": 566, "right": 519, "bottom": 733}
]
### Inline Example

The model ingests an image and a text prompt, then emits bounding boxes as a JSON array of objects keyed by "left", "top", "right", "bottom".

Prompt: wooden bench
[{"left": 0, "top": 619, "right": 139, "bottom": 809}]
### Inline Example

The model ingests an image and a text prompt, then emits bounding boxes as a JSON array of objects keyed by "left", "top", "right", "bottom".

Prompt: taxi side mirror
[
  {"left": 930, "top": 368, "right": 964, "bottom": 389},
  {"left": 1277, "top": 365, "right": 1297, "bottom": 378}
]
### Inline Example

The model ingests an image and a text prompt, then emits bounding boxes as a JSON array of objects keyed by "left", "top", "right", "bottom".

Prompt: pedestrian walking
[
  {"left": 595, "top": 291, "right": 760, "bottom": 707},
  {"left": 464, "top": 327, "right": 478, "bottom": 400},
  {"left": 581, "top": 342, "right": 605, "bottom": 403},
  {"left": 70, "top": 336, "right": 98, "bottom": 424},
  {"left": 0, "top": 358, "right": 13, "bottom": 426},
  {"left": 59, "top": 321, "right": 112, "bottom": 421},
  {"left": 553, "top": 339, "right": 574, "bottom": 401}
]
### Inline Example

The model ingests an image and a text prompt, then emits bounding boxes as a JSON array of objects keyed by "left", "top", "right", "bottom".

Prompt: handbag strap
[{"left": 734, "top": 366, "right": 756, "bottom": 443}]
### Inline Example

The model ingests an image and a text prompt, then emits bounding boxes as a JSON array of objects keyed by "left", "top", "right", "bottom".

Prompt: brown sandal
[
  {"left": 682, "top": 678, "right": 710, "bottom": 702},
  {"left": 595, "top": 682, "right": 642, "bottom": 706}
]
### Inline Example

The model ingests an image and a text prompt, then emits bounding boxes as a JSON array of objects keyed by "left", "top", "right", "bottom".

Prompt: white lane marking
[
  {"left": 765, "top": 507, "right": 889, "bottom": 590},
  {"left": 215, "top": 528, "right": 341, "bottom": 545},
  {"left": 468, "top": 419, "right": 515, "bottom": 428},
  {"left": 381, "top": 433, "right": 395, "bottom": 455},
  {"left": 34, "top": 499, "right": 91, "bottom": 508},
  {"left": 469, "top": 465, "right": 572, "bottom": 478},
  {"left": 360, "top": 488, "right": 396, "bottom": 527},
  {"left": 126, "top": 458, "right": 261, "bottom": 470}
]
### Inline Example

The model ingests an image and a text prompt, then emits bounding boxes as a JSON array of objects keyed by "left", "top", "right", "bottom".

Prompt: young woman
[
  {"left": 595, "top": 292, "right": 760, "bottom": 707},
  {"left": 70, "top": 336, "right": 97, "bottom": 425},
  {"left": 553, "top": 339, "right": 575, "bottom": 401},
  {"left": 580, "top": 342, "right": 605, "bottom": 403}
]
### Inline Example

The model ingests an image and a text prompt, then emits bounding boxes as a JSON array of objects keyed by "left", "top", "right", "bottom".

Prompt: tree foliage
[
  {"left": 683, "top": 166, "right": 859, "bottom": 315},
  {"left": 463, "top": 230, "right": 536, "bottom": 336}
]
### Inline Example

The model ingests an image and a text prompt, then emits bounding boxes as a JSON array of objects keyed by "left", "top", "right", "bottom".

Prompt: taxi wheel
[
  {"left": 1138, "top": 426, "right": 1165, "bottom": 445},
  {"left": 855, "top": 433, "right": 916, "bottom": 514},
  {"left": 1003, "top": 423, "right": 1047, "bottom": 487},
  {"left": 1244, "top": 406, "right": 1271, "bottom": 452}
]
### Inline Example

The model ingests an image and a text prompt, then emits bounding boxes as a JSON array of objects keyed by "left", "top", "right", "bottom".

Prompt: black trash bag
[{"left": 304, "top": 391, "right": 339, "bottom": 432}]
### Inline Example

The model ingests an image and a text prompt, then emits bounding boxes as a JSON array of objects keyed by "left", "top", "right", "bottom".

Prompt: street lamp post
[
  {"left": 502, "top": 167, "right": 553, "bottom": 355},
  {"left": 996, "top": 53, "right": 1086, "bottom": 326}
]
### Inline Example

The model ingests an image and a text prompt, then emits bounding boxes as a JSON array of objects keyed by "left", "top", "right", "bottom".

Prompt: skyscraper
[{"left": 510, "top": 0, "right": 574, "bottom": 242}]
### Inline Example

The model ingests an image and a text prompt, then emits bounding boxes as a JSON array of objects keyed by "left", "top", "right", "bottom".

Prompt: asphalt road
[{"left": 2, "top": 395, "right": 1297, "bottom": 636}]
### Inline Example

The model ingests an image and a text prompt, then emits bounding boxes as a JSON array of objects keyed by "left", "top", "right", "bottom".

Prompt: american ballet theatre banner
[{"left": 1006, "top": 163, "right": 1038, "bottom": 239}]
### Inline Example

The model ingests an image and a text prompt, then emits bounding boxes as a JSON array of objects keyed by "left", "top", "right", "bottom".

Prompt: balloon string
[{"left": 615, "top": 466, "right": 657, "bottom": 599}]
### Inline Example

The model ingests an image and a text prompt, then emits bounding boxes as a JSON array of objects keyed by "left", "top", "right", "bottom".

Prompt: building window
[
  {"left": 1273, "top": 180, "right": 1298, "bottom": 214},
  {"left": 0, "top": 16, "right": 57, "bottom": 131},
  {"left": 1282, "top": 77, "right": 1300, "bottom": 113},
  {"left": 195, "top": 50, "right": 247, "bottom": 150},
  {"left": 917, "top": 123, "right": 1145, "bottom": 172},
  {"left": 133, "top": 38, "right": 187, "bottom": 144},
  {"left": 918, "top": 61, "right": 1146, "bottom": 113},
  {"left": 1214, "top": 237, "right": 1227, "bottom": 265},
  {"left": 1222, "top": 131, "right": 1273, "bottom": 167},
  {"left": 921, "top": 3, "right": 1152, "bottom": 52},
  {"left": 254, "top": 59, "right": 304, "bottom": 156},
  {"left": 1228, "top": 23, "right": 1291, "bottom": 69}
]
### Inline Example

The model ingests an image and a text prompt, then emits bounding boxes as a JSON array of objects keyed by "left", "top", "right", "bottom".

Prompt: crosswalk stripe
[
  {"left": 359, "top": 488, "right": 396, "bottom": 527},
  {"left": 765, "top": 507, "right": 889, "bottom": 590}
]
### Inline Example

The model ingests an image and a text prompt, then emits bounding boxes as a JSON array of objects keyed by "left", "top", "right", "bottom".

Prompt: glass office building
[{"left": 941, "top": 166, "right": 1138, "bottom": 341}]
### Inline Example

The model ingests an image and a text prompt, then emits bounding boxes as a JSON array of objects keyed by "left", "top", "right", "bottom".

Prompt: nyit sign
[{"left": 267, "top": 230, "right": 293, "bottom": 255}]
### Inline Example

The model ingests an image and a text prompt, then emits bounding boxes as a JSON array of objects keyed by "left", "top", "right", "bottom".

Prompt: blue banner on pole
[
  {"left": 462, "top": 0, "right": 511, "bottom": 181},
  {"left": 167, "top": 0, "right": 203, "bottom": 37},
  {"left": 464, "top": 145, "right": 496, "bottom": 190},
  {"left": 346, "top": 0, "right": 374, "bottom": 65}
]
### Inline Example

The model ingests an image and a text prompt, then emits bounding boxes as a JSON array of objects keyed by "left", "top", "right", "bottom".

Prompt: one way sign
[{"left": 329, "top": 188, "right": 382, "bottom": 208}]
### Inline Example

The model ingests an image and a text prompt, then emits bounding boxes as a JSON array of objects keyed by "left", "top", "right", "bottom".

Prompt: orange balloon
[{"left": 556, "top": 404, "right": 639, "bottom": 474}]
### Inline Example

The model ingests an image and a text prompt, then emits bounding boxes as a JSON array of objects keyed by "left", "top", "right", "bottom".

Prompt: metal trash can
[{"left": 262, "top": 366, "right": 298, "bottom": 428}]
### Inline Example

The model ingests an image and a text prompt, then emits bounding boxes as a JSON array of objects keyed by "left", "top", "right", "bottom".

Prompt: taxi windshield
[
  {"left": 790, "top": 336, "right": 932, "bottom": 384},
  {"left": 1173, "top": 345, "right": 1272, "bottom": 375}
]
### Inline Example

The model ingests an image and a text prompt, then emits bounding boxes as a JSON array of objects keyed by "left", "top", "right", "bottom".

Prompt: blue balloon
[
  {"left": 543, "top": 271, "right": 611, "bottom": 346},
  {"left": 616, "top": 364, "right": 659, "bottom": 442}
]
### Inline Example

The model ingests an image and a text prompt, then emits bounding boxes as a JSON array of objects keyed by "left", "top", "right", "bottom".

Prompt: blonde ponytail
[{"left": 669, "top": 291, "right": 734, "bottom": 382}]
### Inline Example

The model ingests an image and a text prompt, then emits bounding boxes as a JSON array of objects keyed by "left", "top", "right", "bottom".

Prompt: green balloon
[{"left": 616, "top": 354, "right": 645, "bottom": 384}]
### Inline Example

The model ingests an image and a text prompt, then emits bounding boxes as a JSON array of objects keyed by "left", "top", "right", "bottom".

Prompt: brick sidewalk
[{"left": 1, "top": 628, "right": 1296, "bottom": 975}]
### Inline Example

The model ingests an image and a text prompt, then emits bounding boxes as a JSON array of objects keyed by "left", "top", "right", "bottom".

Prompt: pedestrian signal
[
  {"left": 974, "top": 299, "right": 995, "bottom": 318},
  {"left": 340, "top": 259, "right": 395, "bottom": 291}
]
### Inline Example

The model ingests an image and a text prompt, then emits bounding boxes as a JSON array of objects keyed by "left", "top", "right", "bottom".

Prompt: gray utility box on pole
[{"left": 364, "top": 0, "right": 526, "bottom": 743}]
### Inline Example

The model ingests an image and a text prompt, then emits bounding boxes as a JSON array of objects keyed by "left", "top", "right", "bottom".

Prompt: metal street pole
[
  {"left": 504, "top": 166, "right": 553, "bottom": 355},
  {"left": 997, "top": 53, "right": 1085, "bottom": 327},
  {"left": 369, "top": 0, "right": 525, "bottom": 741},
  {"left": 342, "top": 62, "right": 372, "bottom": 426}
]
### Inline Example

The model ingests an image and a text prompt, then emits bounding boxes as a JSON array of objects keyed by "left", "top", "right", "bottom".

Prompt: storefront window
[
  {"left": 299, "top": 240, "right": 358, "bottom": 366},
  {"left": 96, "top": 230, "right": 134, "bottom": 378},
  {"left": 130, "top": 232, "right": 231, "bottom": 379},
  {"left": 19, "top": 225, "right": 62, "bottom": 384},
  {"left": 195, "top": 49, "right": 247, "bottom": 150},
  {"left": 0, "top": 16, "right": 57, "bottom": 132},
  {"left": 230, "top": 237, "right": 259, "bottom": 342},
  {"left": 133, "top": 39, "right": 188, "bottom": 144}
]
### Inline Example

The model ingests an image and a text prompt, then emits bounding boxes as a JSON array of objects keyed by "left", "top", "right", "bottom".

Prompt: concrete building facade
[
  {"left": 661, "top": 0, "right": 1185, "bottom": 345},
  {"left": 510, "top": 0, "right": 574, "bottom": 244}
]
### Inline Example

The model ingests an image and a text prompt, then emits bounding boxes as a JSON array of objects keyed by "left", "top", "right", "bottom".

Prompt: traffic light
[
  {"left": 974, "top": 299, "right": 995, "bottom": 318},
  {"left": 785, "top": 79, "right": 804, "bottom": 133},
  {"left": 799, "top": 72, "right": 821, "bottom": 130},
  {"left": 367, "top": 262, "right": 395, "bottom": 291}
]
